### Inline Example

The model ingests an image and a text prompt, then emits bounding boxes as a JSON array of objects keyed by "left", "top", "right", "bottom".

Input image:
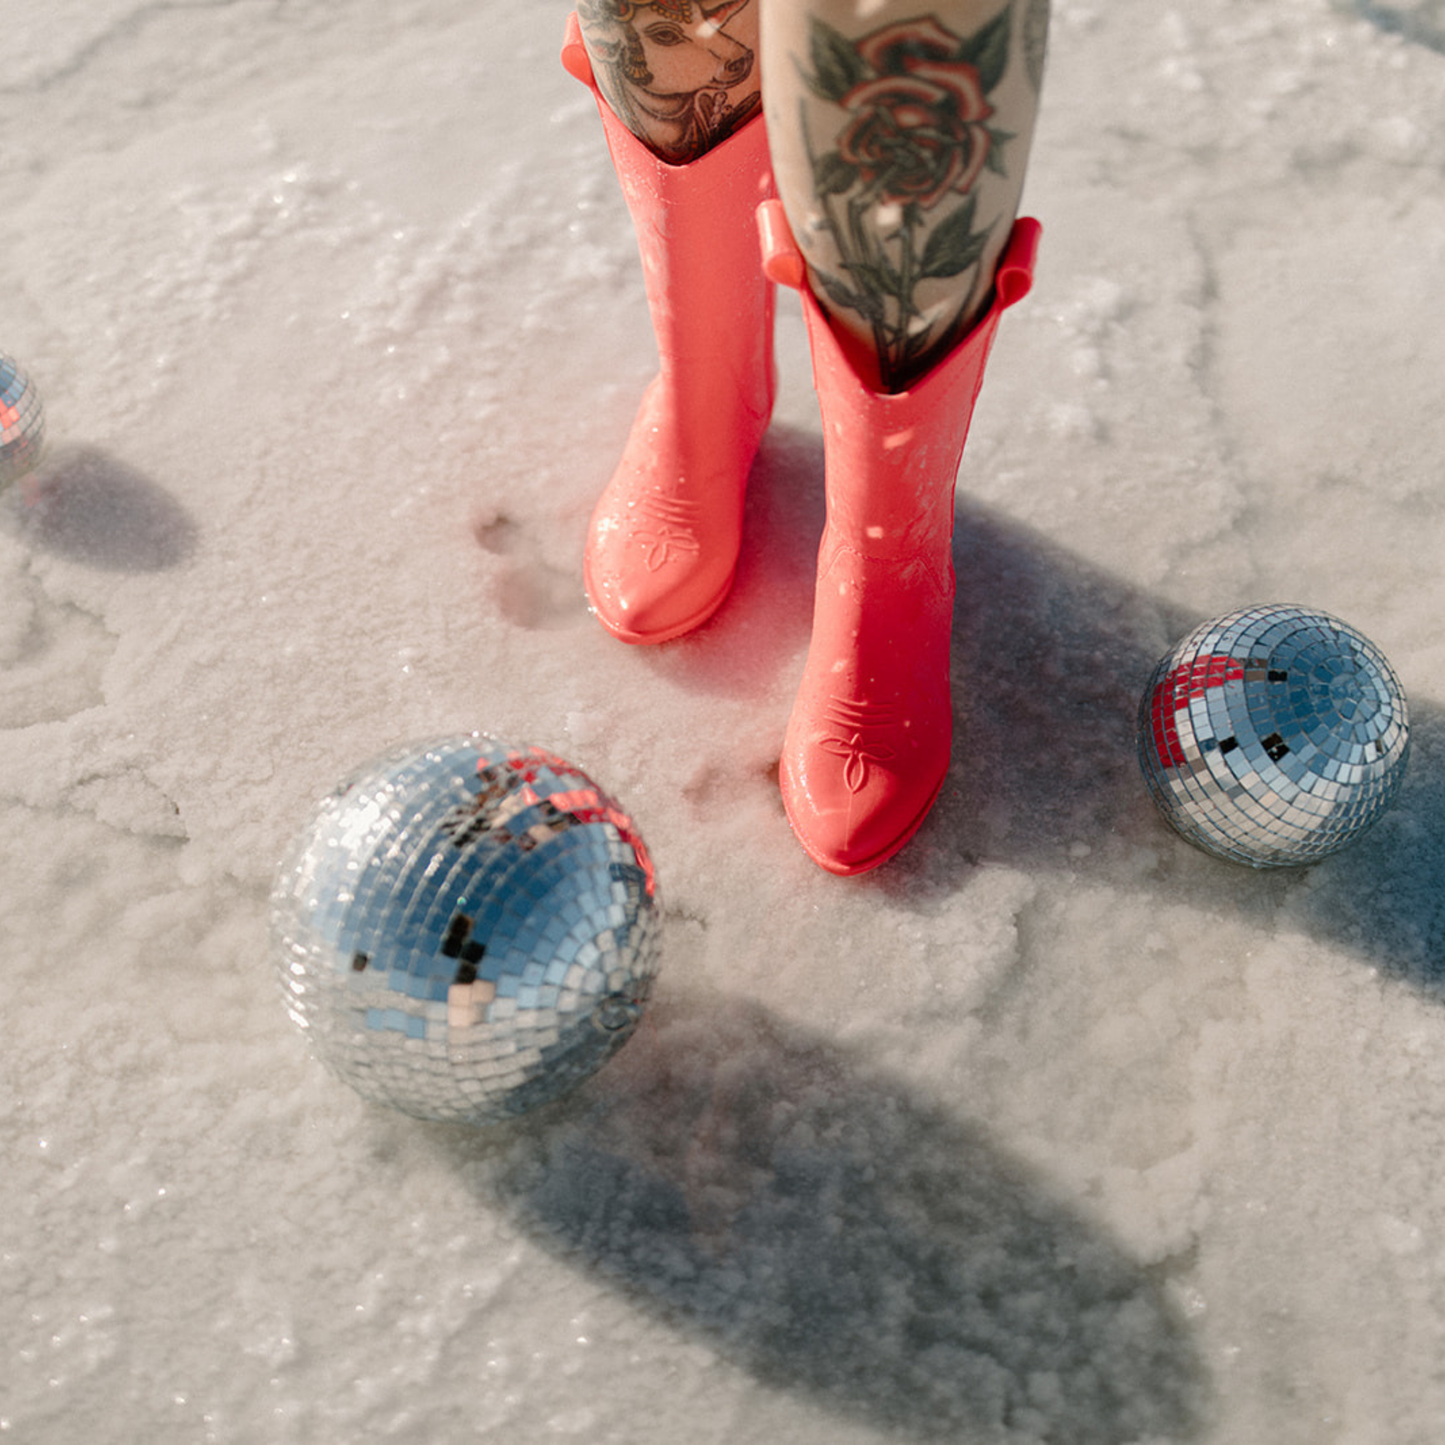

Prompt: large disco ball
[{"left": 271, "top": 735, "right": 661, "bottom": 1123}]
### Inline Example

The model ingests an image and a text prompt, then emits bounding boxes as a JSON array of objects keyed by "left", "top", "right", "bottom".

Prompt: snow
[{"left": 3, "top": 0, "right": 1445, "bottom": 1440}]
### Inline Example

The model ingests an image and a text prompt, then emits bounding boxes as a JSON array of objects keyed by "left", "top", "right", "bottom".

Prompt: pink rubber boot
[
  {"left": 757, "top": 199, "right": 1040, "bottom": 875},
  {"left": 562, "top": 16, "right": 776, "bottom": 645}
]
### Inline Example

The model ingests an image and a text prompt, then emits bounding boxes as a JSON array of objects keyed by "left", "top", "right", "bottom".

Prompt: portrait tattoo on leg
[
  {"left": 577, "top": 0, "right": 762, "bottom": 165},
  {"left": 795, "top": 6, "right": 1022, "bottom": 390}
]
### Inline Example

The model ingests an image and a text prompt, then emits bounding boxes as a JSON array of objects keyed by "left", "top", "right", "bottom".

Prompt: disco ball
[
  {"left": 271, "top": 736, "right": 661, "bottom": 1124},
  {"left": 0, "top": 353, "right": 46, "bottom": 489},
  {"left": 1137, "top": 605, "right": 1410, "bottom": 867}
]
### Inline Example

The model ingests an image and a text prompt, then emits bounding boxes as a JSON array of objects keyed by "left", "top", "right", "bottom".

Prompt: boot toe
[
  {"left": 584, "top": 527, "right": 737, "bottom": 645},
  {"left": 780, "top": 728, "right": 949, "bottom": 876}
]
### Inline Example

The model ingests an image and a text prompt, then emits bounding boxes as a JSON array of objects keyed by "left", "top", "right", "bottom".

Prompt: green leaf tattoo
[
  {"left": 805, "top": 20, "right": 871, "bottom": 102},
  {"left": 919, "top": 195, "right": 986, "bottom": 279},
  {"left": 958, "top": 9, "right": 1012, "bottom": 95}
]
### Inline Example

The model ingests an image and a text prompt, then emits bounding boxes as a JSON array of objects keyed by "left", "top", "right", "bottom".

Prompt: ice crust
[{"left": 3, "top": 0, "right": 1445, "bottom": 1440}]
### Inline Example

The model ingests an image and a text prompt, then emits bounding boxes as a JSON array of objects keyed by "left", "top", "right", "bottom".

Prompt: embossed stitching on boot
[
  {"left": 632, "top": 495, "right": 703, "bottom": 572},
  {"left": 816, "top": 697, "right": 900, "bottom": 793}
]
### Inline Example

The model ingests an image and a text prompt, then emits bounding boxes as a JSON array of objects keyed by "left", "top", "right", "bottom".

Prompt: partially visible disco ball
[
  {"left": 1137, "top": 605, "right": 1410, "bottom": 868},
  {"left": 271, "top": 736, "right": 661, "bottom": 1124},
  {"left": 0, "top": 354, "right": 46, "bottom": 489}
]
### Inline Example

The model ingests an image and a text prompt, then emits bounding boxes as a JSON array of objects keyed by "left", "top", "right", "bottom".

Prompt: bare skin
[
  {"left": 763, "top": 0, "right": 1048, "bottom": 390},
  {"left": 576, "top": 0, "right": 1048, "bottom": 392}
]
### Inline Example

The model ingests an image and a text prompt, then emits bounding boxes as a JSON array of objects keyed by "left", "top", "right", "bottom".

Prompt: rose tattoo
[{"left": 799, "top": 10, "right": 1015, "bottom": 389}]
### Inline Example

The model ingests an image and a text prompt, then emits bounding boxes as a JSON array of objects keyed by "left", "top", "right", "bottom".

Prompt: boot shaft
[
  {"left": 760, "top": 199, "right": 1040, "bottom": 565},
  {"left": 565, "top": 15, "right": 776, "bottom": 383}
]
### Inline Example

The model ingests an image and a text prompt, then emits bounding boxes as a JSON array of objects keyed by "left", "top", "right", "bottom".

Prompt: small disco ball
[
  {"left": 1137, "top": 605, "right": 1410, "bottom": 868},
  {"left": 270, "top": 735, "right": 661, "bottom": 1124},
  {"left": 0, "top": 353, "right": 46, "bottom": 489}
]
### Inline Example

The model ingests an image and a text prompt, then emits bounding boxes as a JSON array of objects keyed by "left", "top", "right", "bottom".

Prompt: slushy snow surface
[{"left": 4, "top": 1, "right": 1445, "bottom": 1441}]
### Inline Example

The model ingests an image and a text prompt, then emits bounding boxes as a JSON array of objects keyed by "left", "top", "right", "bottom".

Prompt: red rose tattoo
[
  {"left": 799, "top": 10, "right": 1015, "bottom": 388},
  {"left": 839, "top": 20, "right": 994, "bottom": 209}
]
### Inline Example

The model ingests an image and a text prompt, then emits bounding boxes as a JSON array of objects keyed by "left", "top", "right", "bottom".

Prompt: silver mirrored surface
[
  {"left": 0, "top": 354, "right": 45, "bottom": 489},
  {"left": 270, "top": 736, "right": 661, "bottom": 1123},
  {"left": 1137, "top": 605, "right": 1410, "bottom": 868}
]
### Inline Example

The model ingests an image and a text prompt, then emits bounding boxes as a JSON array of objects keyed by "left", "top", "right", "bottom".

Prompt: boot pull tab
[
  {"left": 561, "top": 11, "right": 595, "bottom": 87},
  {"left": 756, "top": 199, "right": 808, "bottom": 291},
  {"left": 995, "top": 217, "right": 1042, "bottom": 309}
]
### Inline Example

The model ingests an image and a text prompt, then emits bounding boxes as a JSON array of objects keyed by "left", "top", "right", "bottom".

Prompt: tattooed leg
[
  {"left": 576, "top": 0, "right": 763, "bottom": 164},
  {"left": 761, "top": 0, "right": 1048, "bottom": 391},
  {"left": 562, "top": 11, "right": 778, "bottom": 643}
]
